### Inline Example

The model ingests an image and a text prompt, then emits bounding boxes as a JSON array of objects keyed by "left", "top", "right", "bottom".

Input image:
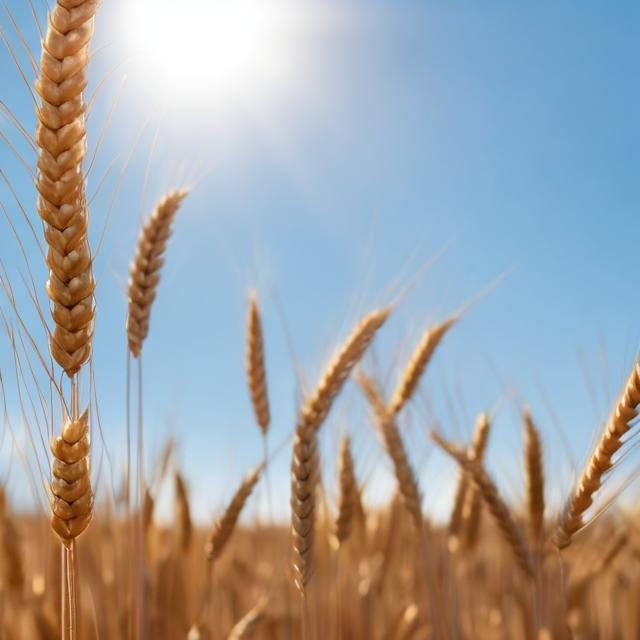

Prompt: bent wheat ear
[
  {"left": 333, "top": 435, "right": 357, "bottom": 548},
  {"left": 291, "top": 308, "right": 389, "bottom": 593},
  {"left": 554, "top": 363, "right": 640, "bottom": 549},
  {"left": 357, "top": 372, "right": 422, "bottom": 529},
  {"left": 246, "top": 293, "right": 270, "bottom": 436},
  {"left": 126, "top": 190, "right": 188, "bottom": 358},
  {"left": 36, "top": 0, "right": 99, "bottom": 377},
  {"left": 449, "top": 413, "right": 490, "bottom": 546},
  {"left": 50, "top": 409, "right": 93, "bottom": 548},
  {"left": 432, "top": 431, "right": 534, "bottom": 578},
  {"left": 227, "top": 596, "right": 268, "bottom": 640},
  {"left": 389, "top": 313, "right": 458, "bottom": 416},
  {"left": 523, "top": 407, "right": 545, "bottom": 543},
  {"left": 206, "top": 466, "right": 261, "bottom": 563}
]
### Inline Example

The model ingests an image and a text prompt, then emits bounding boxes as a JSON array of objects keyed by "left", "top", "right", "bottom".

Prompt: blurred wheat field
[{"left": 1, "top": 1, "right": 639, "bottom": 639}]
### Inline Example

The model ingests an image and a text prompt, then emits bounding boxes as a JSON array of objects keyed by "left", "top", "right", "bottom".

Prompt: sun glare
[{"left": 125, "top": 0, "right": 300, "bottom": 107}]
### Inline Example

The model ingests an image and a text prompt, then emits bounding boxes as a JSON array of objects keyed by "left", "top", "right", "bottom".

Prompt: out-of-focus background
[{"left": 0, "top": 0, "right": 639, "bottom": 522}]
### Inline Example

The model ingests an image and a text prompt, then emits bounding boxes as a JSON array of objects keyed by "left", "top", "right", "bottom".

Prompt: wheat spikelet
[
  {"left": 522, "top": 406, "right": 545, "bottom": 543},
  {"left": 35, "top": 0, "right": 99, "bottom": 377},
  {"left": 175, "top": 471, "right": 192, "bottom": 552},
  {"left": 126, "top": 190, "right": 188, "bottom": 358},
  {"left": 246, "top": 292, "right": 270, "bottom": 436},
  {"left": 291, "top": 308, "right": 389, "bottom": 593},
  {"left": 554, "top": 363, "right": 640, "bottom": 549},
  {"left": 389, "top": 314, "right": 458, "bottom": 416},
  {"left": 50, "top": 409, "right": 93, "bottom": 548},
  {"left": 357, "top": 372, "right": 422, "bottom": 529},
  {"left": 227, "top": 596, "right": 268, "bottom": 639},
  {"left": 206, "top": 467, "right": 261, "bottom": 563},
  {"left": 333, "top": 435, "right": 357, "bottom": 548},
  {"left": 432, "top": 431, "right": 534, "bottom": 577}
]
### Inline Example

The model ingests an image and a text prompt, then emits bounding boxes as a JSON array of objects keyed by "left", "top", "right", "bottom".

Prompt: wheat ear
[
  {"left": 227, "top": 596, "right": 268, "bottom": 640},
  {"left": 246, "top": 292, "right": 270, "bottom": 436},
  {"left": 291, "top": 308, "right": 389, "bottom": 592},
  {"left": 50, "top": 409, "right": 93, "bottom": 547},
  {"left": 333, "top": 435, "right": 357, "bottom": 548},
  {"left": 126, "top": 190, "right": 188, "bottom": 358},
  {"left": 35, "top": 0, "right": 98, "bottom": 377},
  {"left": 357, "top": 372, "right": 422, "bottom": 529},
  {"left": 389, "top": 314, "right": 458, "bottom": 416},
  {"left": 432, "top": 431, "right": 534, "bottom": 577},
  {"left": 554, "top": 363, "right": 640, "bottom": 549},
  {"left": 449, "top": 413, "right": 490, "bottom": 546},
  {"left": 206, "top": 466, "right": 261, "bottom": 563},
  {"left": 522, "top": 407, "right": 545, "bottom": 543},
  {"left": 175, "top": 471, "right": 192, "bottom": 553}
]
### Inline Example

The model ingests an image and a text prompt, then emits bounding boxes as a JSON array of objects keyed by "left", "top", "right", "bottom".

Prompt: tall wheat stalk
[{"left": 35, "top": 2, "right": 99, "bottom": 637}]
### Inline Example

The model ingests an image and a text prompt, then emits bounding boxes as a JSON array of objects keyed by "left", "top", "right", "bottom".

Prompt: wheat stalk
[
  {"left": 432, "top": 431, "right": 534, "bottom": 578},
  {"left": 291, "top": 308, "right": 389, "bottom": 593},
  {"left": 522, "top": 406, "right": 545, "bottom": 543},
  {"left": 554, "top": 363, "right": 640, "bottom": 549},
  {"left": 389, "top": 313, "right": 458, "bottom": 416},
  {"left": 126, "top": 190, "right": 188, "bottom": 358},
  {"left": 246, "top": 292, "right": 270, "bottom": 436},
  {"left": 50, "top": 409, "right": 93, "bottom": 548},
  {"left": 35, "top": 0, "right": 98, "bottom": 378},
  {"left": 206, "top": 466, "right": 261, "bottom": 563},
  {"left": 333, "top": 435, "right": 357, "bottom": 548}
]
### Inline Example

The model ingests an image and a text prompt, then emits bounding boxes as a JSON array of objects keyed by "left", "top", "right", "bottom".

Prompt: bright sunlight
[{"left": 124, "top": 0, "right": 303, "bottom": 106}]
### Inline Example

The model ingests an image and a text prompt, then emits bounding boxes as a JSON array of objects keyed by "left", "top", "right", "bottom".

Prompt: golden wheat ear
[
  {"left": 246, "top": 291, "right": 270, "bottom": 436},
  {"left": 432, "top": 431, "right": 534, "bottom": 578},
  {"left": 332, "top": 435, "right": 358, "bottom": 549},
  {"left": 126, "top": 189, "right": 189, "bottom": 358},
  {"left": 291, "top": 307, "right": 390, "bottom": 593},
  {"left": 448, "top": 413, "right": 490, "bottom": 549},
  {"left": 356, "top": 371, "right": 422, "bottom": 530},
  {"left": 35, "top": 0, "right": 99, "bottom": 378},
  {"left": 50, "top": 409, "right": 93, "bottom": 547},
  {"left": 522, "top": 406, "right": 545, "bottom": 544},
  {"left": 205, "top": 466, "right": 261, "bottom": 563},
  {"left": 554, "top": 362, "right": 640, "bottom": 549}
]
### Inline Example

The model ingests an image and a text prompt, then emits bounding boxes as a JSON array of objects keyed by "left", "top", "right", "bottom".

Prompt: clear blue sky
[{"left": 0, "top": 1, "right": 639, "bottom": 523}]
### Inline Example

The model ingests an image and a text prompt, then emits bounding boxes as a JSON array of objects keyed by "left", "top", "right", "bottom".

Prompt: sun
[{"left": 124, "top": 0, "right": 300, "bottom": 108}]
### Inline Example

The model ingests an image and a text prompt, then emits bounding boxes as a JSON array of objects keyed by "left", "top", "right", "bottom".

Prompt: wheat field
[{"left": 0, "top": 1, "right": 638, "bottom": 639}]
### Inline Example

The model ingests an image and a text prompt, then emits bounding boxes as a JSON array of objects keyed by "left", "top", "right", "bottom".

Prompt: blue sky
[{"left": 0, "top": 1, "right": 639, "bottom": 524}]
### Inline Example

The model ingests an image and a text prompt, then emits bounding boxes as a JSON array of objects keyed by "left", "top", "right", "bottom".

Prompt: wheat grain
[
  {"left": 126, "top": 190, "right": 188, "bottom": 358},
  {"left": 554, "top": 363, "right": 640, "bottom": 549}
]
